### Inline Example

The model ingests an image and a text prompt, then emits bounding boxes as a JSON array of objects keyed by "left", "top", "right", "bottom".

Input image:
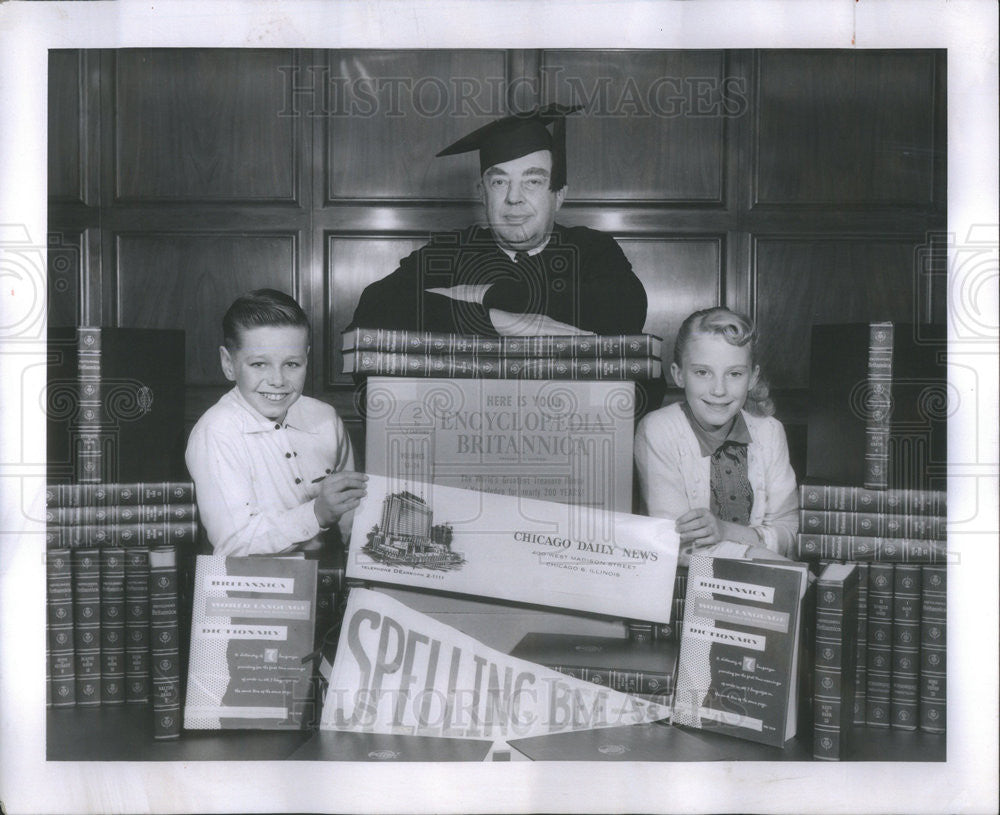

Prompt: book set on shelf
[
  {"left": 794, "top": 320, "right": 948, "bottom": 760},
  {"left": 342, "top": 327, "right": 663, "bottom": 380},
  {"left": 45, "top": 327, "right": 194, "bottom": 741},
  {"left": 509, "top": 632, "right": 679, "bottom": 708},
  {"left": 798, "top": 536, "right": 947, "bottom": 758},
  {"left": 45, "top": 480, "right": 197, "bottom": 741}
]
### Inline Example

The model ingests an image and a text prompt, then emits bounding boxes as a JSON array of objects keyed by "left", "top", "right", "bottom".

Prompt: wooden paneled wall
[{"left": 48, "top": 48, "right": 946, "bottom": 467}]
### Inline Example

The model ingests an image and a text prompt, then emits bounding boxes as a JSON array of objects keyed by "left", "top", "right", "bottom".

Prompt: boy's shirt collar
[
  {"left": 680, "top": 400, "right": 751, "bottom": 457},
  {"left": 228, "top": 387, "right": 319, "bottom": 434}
]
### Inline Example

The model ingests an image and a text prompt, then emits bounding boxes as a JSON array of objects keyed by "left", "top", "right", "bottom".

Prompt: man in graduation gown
[{"left": 349, "top": 105, "right": 649, "bottom": 340}]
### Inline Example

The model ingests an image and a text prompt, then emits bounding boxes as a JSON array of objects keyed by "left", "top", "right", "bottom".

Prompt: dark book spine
[
  {"left": 345, "top": 327, "right": 661, "bottom": 358},
  {"left": 796, "top": 534, "right": 946, "bottom": 563},
  {"left": 890, "top": 564, "right": 922, "bottom": 730},
  {"left": 813, "top": 565, "right": 859, "bottom": 760},
  {"left": 45, "top": 481, "right": 195, "bottom": 507},
  {"left": 99, "top": 546, "right": 127, "bottom": 705},
  {"left": 798, "top": 484, "right": 946, "bottom": 516},
  {"left": 670, "top": 567, "right": 688, "bottom": 643},
  {"left": 345, "top": 350, "right": 497, "bottom": 376},
  {"left": 633, "top": 568, "right": 686, "bottom": 644},
  {"left": 345, "top": 350, "right": 661, "bottom": 381},
  {"left": 625, "top": 621, "right": 655, "bottom": 643},
  {"left": 149, "top": 545, "right": 182, "bottom": 739},
  {"left": 550, "top": 665, "right": 675, "bottom": 696},
  {"left": 75, "top": 326, "right": 106, "bottom": 483},
  {"left": 797, "top": 565, "right": 819, "bottom": 742},
  {"left": 124, "top": 546, "right": 151, "bottom": 704},
  {"left": 71, "top": 547, "right": 102, "bottom": 706},
  {"left": 865, "top": 563, "right": 894, "bottom": 727},
  {"left": 864, "top": 322, "right": 894, "bottom": 490},
  {"left": 919, "top": 565, "right": 946, "bottom": 733},
  {"left": 654, "top": 622, "right": 674, "bottom": 642},
  {"left": 47, "top": 503, "right": 198, "bottom": 526},
  {"left": 46, "top": 547, "right": 76, "bottom": 707},
  {"left": 852, "top": 563, "right": 870, "bottom": 726},
  {"left": 800, "top": 510, "right": 945, "bottom": 540},
  {"left": 597, "top": 335, "right": 663, "bottom": 358},
  {"left": 513, "top": 357, "right": 662, "bottom": 381},
  {"left": 504, "top": 334, "right": 662, "bottom": 359},
  {"left": 345, "top": 327, "right": 504, "bottom": 355},
  {"left": 315, "top": 565, "right": 345, "bottom": 648},
  {"left": 141, "top": 483, "right": 196, "bottom": 505},
  {"left": 47, "top": 520, "right": 198, "bottom": 548}
]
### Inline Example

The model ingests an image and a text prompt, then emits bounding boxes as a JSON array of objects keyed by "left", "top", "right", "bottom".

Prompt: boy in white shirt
[{"left": 186, "top": 289, "right": 366, "bottom": 556}]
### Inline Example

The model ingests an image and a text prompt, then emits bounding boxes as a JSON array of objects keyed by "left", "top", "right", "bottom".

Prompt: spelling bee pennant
[{"left": 320, "top": 588, "right": 672, "bottom": 742}]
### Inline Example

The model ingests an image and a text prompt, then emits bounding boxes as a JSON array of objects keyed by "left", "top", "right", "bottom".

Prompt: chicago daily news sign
[{"left": 347, "top": 474, "right": 680, "bottom": 622}]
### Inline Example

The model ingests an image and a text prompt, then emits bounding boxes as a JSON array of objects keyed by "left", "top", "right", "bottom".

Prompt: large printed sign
[
  {"left": 365, "top": 378, "right": 635, "bottom": 511},
  {"left": 320, "top": 589, "right": 672, "bottom": 741},
  {"left": 348, "top": 474, "right": 680, "bottom": 623}
]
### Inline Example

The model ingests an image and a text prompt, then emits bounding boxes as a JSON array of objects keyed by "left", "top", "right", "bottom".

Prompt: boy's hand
[{"left": 313, "top": 471, "right": 368, "bottom": 529}]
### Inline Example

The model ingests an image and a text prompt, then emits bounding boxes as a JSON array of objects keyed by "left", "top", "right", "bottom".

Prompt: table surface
[
  {"left": 47, "top": 705, "right": 312, "bottom": 762},
  {"left": 48, "top": 705, "right": 944, "bottom": 762}
]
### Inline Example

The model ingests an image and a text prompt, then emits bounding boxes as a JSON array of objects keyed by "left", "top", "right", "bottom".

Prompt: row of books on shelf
[
  {"left": 45, "top": 481, "right": 197, "bottom": 740},
  {"left": 342, "top": 327, "right": 663, "bottom": 380},
  {"left": 46, "top": 481, "right": 195, "bottom": 508},
  {"left": 796, "top": 483, "right": 948, "bottom": 563},
  {"left": 46, "top": 538, "right": 184, "bottom": 739},
  {"left": 812, "top": 560, "right": 946, "bottom": 760}
]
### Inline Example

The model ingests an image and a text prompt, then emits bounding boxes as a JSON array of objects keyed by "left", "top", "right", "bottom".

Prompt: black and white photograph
[{"left": 0, "top": 2, "right": 997, "bottom": 813}]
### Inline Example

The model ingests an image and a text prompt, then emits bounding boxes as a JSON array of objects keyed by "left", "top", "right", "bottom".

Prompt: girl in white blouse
[{"left": 634, "top": 307, "right": 798, "bottom": 561}]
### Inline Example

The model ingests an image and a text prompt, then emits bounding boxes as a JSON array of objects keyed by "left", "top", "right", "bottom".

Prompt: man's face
[
  {"left": 479, "top": 149, "right": 566, "bottom": 251},
  {"left": 220, "top": 324, "right": 309, "bottom": 422}
]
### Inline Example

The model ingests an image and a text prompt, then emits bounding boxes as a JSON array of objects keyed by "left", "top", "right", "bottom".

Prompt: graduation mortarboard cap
[{"left": 436, "top": 103, "right": 583, "bottom": 190}]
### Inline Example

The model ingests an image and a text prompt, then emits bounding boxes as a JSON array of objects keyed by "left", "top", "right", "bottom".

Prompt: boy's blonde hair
[{"left": 673, "top": 306, "right": 775, "bottom": 417}]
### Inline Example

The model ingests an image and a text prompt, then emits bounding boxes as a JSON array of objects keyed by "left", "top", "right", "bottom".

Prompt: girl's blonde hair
[{"left": 673, "top": 306, "right": 775, "bottom": 417}]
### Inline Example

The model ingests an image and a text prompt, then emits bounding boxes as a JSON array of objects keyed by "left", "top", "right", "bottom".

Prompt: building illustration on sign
[{"left": 363, "top": 491, "right": 463, "bottom": 569}]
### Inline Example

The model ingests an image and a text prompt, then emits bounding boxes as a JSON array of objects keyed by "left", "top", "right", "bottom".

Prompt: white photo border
[{"left": 1, "top": 2, "right": 997, "bottom": 813}]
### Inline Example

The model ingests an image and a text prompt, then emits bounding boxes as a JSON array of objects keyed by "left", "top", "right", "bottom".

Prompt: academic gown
[
  {"left": 349, "top": 223, "right": 647, "bottom": 336},
  {"left": 348, "top": 222, "right": 664, "bottom": 416}
]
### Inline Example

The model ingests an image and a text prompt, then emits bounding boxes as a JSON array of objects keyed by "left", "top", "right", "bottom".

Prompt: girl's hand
[{"left": 675, "top": 507, "right": 723, "bottom": 546}]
